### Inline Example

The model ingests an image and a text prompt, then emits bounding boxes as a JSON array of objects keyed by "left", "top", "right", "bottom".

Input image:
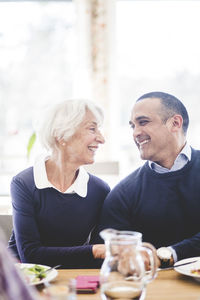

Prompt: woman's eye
[{"left": 89, "top": 127, "right": 96, "bottom": 132}]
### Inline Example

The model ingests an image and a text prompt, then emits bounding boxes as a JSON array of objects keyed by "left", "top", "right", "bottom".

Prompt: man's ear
[{"left": 171, "top": 114, "right": 183, "bottom": 132}]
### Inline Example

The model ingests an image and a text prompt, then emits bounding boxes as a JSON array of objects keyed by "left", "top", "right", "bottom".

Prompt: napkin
[{"left": 76, "top": 275, "right": 99, "bottom": 293}]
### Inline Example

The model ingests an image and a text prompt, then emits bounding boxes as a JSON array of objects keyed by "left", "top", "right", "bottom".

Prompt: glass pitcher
[{"left": 100, "top": 229, "right": 157, "bottom": 300}]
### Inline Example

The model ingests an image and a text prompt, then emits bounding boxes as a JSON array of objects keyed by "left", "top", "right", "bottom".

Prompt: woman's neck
[{"left": 45, "top": 152, "right": 79, "bottom": 193}]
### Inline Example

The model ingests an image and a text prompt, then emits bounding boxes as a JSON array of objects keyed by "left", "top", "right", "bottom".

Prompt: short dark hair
[{"left": 137, "top": 91, "right": 189, "bottom": 135}]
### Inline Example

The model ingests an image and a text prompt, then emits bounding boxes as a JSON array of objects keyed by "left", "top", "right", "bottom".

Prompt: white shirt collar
[
  {"left": 33, "top": 154, "right": 89, "bottom": 197},
  {"left": 149, "top": 143, "right": 191, "bottom": 173},
  {"left": 180, "top": 142, "right": 192, "bottom": 161}
]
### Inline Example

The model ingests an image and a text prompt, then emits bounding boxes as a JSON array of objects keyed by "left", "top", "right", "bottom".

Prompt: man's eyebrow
[
  {"left": 135, "top": 116, "right": 150, "bottom": 121},
  {"left": 129, "top": 116, "right": 150, "bottom": 125}
]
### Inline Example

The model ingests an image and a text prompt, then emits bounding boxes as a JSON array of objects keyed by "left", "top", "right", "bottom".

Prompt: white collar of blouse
[{"left": 33, "top": 154, "right": 89, "bottom": 197}]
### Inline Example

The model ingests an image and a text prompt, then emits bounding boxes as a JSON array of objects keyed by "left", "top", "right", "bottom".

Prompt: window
[
  {"left": 2, "top": 0, "right": 200, "bottom": 200},
  {"left": 116, "top": 0, "right": 200, "bottom": 175},
  {"left": 0, "top": 0, "right": 77, "bottom": 196}
]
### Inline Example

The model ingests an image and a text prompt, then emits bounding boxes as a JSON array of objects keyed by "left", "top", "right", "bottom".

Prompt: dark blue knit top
[
  {"left": 9, "top": 167, "right": 110, "bottom": 268},
  {"left": 98, "top": 148, "right": 200, "bottom": 260}
]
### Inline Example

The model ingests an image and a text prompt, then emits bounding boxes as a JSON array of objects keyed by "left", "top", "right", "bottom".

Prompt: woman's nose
[{"left": 96, "top": 130, "right": 105, "bottom": 144}]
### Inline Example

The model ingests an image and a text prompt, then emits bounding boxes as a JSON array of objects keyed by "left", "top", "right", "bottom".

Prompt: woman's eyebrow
[
  {"left": 85, "top": 121, "right": 98, "bottom": 126},
  {"left": 90, "top": 121, "right": 97, "bottom": 125}
]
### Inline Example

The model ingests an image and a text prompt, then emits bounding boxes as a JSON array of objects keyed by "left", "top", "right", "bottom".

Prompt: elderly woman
[{"left": 8, "top": 99, "right": 110, "bottom": 268}]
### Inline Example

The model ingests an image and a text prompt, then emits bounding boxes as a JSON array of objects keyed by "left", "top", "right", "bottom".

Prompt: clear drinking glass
[
  {"left": 100, "top": 229, "right": 157, "bottom": 300},
  {"left": 43, "top": 279, "right": 76, "bottom": 300}
]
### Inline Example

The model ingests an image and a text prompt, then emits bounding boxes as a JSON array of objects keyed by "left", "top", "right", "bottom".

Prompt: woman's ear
[
  {"left": 56, "top": 138, "right": 66, "bottom": 147},
  {"left": 55, "top": 138, "right": 66, "bottom": 147}
]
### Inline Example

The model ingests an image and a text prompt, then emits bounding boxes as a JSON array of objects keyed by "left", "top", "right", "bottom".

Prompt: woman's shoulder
[
  {"left": 88, "top": 173, "right": 110, "bottom": 193},
  {"left": 12, "top": 166, "right": 34, "bottom": 186}
]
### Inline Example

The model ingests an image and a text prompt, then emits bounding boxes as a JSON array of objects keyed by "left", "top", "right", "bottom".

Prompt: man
[{"left": 98, "top": 91, "right": 200, "bottom": 267}]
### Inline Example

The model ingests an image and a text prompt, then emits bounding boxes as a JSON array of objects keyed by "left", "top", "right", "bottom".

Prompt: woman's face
[{"left": 62, "top": 110, "right": 105, "bottom": 166}]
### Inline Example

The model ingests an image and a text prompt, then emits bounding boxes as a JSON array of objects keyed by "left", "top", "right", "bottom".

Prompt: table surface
[{"left": 38, "top": 268, "right": 200, "bottom": 300}]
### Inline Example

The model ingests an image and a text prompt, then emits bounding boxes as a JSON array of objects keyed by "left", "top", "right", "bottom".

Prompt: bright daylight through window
[
  {"left": 0, "top": 1, "right": 76, "bottom": 200},
  {"left": 1, "top": 0, "right": 200, "bottom": 210},
  {"left": 116, "top": 0, "right": 200, "bottom": 177}
]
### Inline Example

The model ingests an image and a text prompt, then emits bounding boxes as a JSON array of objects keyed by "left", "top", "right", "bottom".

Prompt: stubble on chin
[{"left": 139, "top": 149, "right": 146, "bottom": 160}]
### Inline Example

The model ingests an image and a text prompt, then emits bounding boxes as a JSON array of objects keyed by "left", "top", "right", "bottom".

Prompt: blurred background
[{"left": 1, "top": 0, "right": 200, "bottom": 212}]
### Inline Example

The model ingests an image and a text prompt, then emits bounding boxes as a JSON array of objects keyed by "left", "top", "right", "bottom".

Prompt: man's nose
[{"left": 132, "top": 125, "right": 141, "bottom": 139}]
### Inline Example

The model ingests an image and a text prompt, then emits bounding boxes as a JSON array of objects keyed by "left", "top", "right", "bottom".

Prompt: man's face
[{"left": 130, "top": 97, "right": 175, "bottom": 167}]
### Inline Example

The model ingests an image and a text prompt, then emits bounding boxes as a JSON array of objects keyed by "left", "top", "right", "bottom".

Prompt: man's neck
[{"left": 150, "top": 142, "right": 191, "bottom": 173}]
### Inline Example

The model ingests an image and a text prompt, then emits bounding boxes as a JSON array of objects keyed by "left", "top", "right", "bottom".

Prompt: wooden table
[{"left": 39, "top": 269, "right": 200, "bottom": 299}]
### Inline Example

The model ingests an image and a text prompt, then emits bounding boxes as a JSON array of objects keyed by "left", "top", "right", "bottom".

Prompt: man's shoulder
[
  {"left": 191, "top": 148, "right": 200, "bottom": 159},
  {"left": 188, "top": 148, "right": 200, "bottom": 168},
  {"left": 112, "top": 163, "right": 147, "bottom": 193}
]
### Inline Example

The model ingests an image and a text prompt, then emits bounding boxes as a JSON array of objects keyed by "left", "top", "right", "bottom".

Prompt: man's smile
[{"left": 136, "top": 138, "right": 150, "bottom": 148}]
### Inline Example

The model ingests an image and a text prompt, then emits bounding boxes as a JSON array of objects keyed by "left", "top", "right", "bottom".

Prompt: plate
[
  {"left": 16, "top": 263, "right": 58, "bottom": 286},
  {"left": 174, "top": 257, "right": 200, "bottom": 282}
]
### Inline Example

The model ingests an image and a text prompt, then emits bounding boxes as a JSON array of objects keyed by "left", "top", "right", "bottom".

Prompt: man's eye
[
  {"left": 89, "top": 127, "right": 96, "bottom": 132},
  {"left": 140, "top": 120, "right": 148, "bottom": 126}
]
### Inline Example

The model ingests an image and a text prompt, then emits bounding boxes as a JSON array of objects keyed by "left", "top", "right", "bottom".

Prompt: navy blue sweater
[
  {"left": 98, "top": 148, "right": 200, "bottom": 260},
  {"left": 9, "top": 167, "right": 110, "bottom": 268}
]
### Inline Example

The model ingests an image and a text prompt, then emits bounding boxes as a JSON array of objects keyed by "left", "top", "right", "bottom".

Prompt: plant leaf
[{"left": 27, "top": 132, "right": 36, "bottom": 159}]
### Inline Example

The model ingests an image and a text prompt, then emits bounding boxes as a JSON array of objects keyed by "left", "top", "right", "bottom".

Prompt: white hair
[{"left": 36, "top": 99, "right": 104, "bottom": 152}]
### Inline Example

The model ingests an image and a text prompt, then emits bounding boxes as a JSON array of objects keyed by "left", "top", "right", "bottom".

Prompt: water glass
[{"left": 43, "top": 279, "right": 76, "bottom": 300}]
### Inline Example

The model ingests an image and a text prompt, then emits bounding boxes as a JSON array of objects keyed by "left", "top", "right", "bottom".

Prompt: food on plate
[
  {"left": 17, "top": 264, "right": 49, "bottom": 284},
  {"left": 191, "top": 269, "right": 200, "bottom": 276}
]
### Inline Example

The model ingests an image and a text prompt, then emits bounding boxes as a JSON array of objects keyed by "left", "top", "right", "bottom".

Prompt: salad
[{"left": 17, "top": 264, "right": 49, "bottom": 284}]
